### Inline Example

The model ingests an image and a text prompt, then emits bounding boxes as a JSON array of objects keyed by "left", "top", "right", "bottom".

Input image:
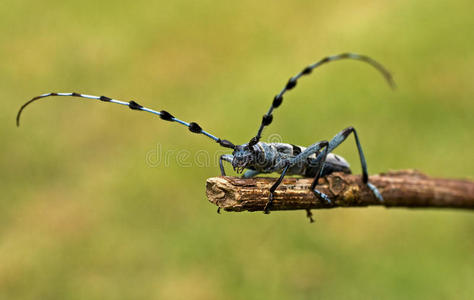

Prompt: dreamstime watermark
[
  {"left": 145, "top": 134, "right": 285, "bottom": 168},
  {"left": 266, "top": 133, "right": 284, "bottom": 144},
  {"left": 145, "top": 144, "right": 229, "bottom": 168}
]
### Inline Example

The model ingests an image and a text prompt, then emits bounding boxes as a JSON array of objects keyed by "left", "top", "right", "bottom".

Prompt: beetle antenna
[
  {"left": 248, "top": 53, "right": 395, "bottom": 146},
  {"left": 16, "top": 92, "right": 235, "bottom": 149}
]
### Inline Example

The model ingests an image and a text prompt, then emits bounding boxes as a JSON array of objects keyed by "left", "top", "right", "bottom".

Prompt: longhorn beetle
[{"left": 17, "top": 53, "right": 394, "bottom": 222}]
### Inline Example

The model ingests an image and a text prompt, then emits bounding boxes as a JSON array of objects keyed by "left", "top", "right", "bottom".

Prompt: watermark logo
[{"left": 145, "top": 134, "right": 284, "bottom": 168}]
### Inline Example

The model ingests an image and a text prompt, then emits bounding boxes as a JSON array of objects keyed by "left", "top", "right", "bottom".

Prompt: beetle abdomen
[{"left": 303, "top": 153, "right": 351, "bottom": 177}]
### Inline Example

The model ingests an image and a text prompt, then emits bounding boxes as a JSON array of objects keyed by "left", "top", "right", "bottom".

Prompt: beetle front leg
[
  {"left": 219, "top": 154, "right": 233, "bottom": 176},
  {"left": 217, "top": 154, "right": 234, "bottom": 214}
]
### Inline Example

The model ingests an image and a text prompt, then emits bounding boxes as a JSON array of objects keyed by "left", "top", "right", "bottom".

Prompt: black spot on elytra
[{"left": 291, "top": 144, "right": 302, "bottom": 156}]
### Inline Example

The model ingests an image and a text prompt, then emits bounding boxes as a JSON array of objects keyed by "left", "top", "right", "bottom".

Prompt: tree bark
[{"left": 206, "top": 170, "right": 474, "bottom": 212}]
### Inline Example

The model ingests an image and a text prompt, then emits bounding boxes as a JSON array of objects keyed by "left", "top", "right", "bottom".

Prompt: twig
[{"left": 206, "top": 170, "right": 474, "bottom": 212}]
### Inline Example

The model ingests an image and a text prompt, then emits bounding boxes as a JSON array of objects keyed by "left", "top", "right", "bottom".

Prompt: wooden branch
[{"left": 206, "top": 170, "right": 474, "bottom": 212}]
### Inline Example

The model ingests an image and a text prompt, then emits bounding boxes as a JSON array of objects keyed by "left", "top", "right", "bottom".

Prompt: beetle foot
[
  {"left": 312, "top": 189, "right": 332, "bottom": 205},
  {"left": 367, "top": 182, "right": 384, "bottom": 203}
]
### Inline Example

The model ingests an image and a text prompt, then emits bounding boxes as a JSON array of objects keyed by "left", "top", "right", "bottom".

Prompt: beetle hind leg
[{"left": 327, "top": 126, "right": 384, "bottom": 202}]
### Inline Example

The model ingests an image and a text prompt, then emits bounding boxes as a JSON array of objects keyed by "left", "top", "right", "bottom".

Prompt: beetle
[{"left": 17, "top": 53, "right": 394, "bottom": 222}]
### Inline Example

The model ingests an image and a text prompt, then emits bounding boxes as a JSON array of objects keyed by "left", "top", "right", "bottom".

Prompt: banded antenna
[
  {"left": 249, "top": 53, "right": 395, "bottom": 146},
  {"left": 16, "top": 92, "right": 236, "bottom": 149}
]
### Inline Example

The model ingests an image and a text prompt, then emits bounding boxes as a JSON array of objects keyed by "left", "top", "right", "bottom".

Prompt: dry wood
[{"left": 206, "top": 170, "right": 474, "bottom": 212}]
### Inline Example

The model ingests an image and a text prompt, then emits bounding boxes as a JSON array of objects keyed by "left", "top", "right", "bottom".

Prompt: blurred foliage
[{"left": 0, "top": 0, "right": 473, "bottom": 299}]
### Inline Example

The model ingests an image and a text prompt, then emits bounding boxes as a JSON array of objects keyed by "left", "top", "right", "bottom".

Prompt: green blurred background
[{"left": 1, "top": 0, "right": 473, "bottom": 299}]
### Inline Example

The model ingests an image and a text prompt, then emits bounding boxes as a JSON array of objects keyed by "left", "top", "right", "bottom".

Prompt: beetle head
[{"left": 232, "top": 144, "right": 256, "bottom": 173}]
